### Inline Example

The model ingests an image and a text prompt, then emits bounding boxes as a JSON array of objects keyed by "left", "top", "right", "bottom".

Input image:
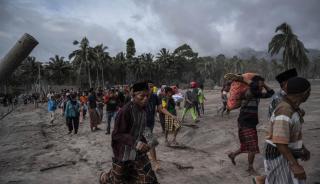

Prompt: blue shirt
[
  {"left": 48, "top": 99, "right": 57, "bottom": 112},
  {"left": 268, "top": 90, "right": 286, "bottom": 118},
  {"left": 64, "top": 100, "right": 80, "bottom": 118}
]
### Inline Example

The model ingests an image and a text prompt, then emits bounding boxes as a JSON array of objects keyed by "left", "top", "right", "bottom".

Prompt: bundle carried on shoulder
[
  {"left": 172, "top": 93, "right": 183, "bottom": 103},
  {"left": 224, "top": 72, "right": 259, "bottom": 110}
]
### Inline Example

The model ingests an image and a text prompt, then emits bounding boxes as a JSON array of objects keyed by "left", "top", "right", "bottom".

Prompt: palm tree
[
  {"left": 201, "top": 57, "right": 214, "bottom": 80},
  {"left": 145, "top": 53, "right": 154, "bottom": 62},
  {"left": 69, "top": 37, "right": 95, "bottom": 88},
  {"left": 156, "top": 48, "right": 172, "bottom": 83},
  {"left": 47, "top": 55, "right": 71, "bottom": 84},
  {"left": 173, "top": 44, "right": 198, "bottom": 59},
  {"left": 215, "top": 54, "right": 227, "bottom": 85},
  {"left": 93, "top": 44, "right": 111, "bottom": 87},
  {"left": 138, "top": 53, "right": 154, "bottom": 62},
  {"left": 268, "top": 22, "right": 309, "bottom": 71},
  {"left": 113, "top": 52, "right": 127, "bottom": 84},
  {"left": 15, "top": 56, "right": 42, "bottom": 90},
  {"left": 136, "top": 53, "right": 154, "bottom": 81},
  {"left": 126, "top": 38, "right": 136, "bottom": 59},
  {"left": 156, "top": 48, "right": 171, "bottom": 61}
]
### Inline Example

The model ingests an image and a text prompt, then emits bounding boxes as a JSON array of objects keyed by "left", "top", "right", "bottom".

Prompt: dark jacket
[{"left": 111, "top": 102, "right": 147, "bottom": 161}]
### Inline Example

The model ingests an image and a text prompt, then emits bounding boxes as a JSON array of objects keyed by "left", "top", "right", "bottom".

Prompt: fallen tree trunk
[{"left": 0, "top": 33, "right": 38, "bottom": 82}]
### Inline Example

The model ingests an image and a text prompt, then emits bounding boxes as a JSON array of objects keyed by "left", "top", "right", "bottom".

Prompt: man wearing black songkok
[
  {"left": 100, "top": 82, "right": 159, "bottom": 184},
  {"left": 255, "top": 69, "right": 299, "bottom": 184},
  {"left": 268, "top": 68, "right": 298, "bottom": 117},
  {"left": 264, "top": 77, "right": 311, "bottom": 184}
]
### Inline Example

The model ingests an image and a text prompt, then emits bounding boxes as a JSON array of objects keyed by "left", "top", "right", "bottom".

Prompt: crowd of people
[
  {"left": 223, "top": 69, "right": 311, "bottom": 184},
  {"left": 41, "top": 68, "right": 312, "bottom": 184}
]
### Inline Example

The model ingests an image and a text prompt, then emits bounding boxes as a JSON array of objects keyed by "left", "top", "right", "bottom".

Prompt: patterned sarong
[
  {"left": 89, "top": 108, "right": 99, "bottom": 128},
  {"left": 238, "top": 127, "right": 259, "bottom": 153},
  {"left": 100, "top": 155, "right": 159, "bottom": 184},
  {"left": 165, "top": 115, "right": 181, "bottom": 133}
]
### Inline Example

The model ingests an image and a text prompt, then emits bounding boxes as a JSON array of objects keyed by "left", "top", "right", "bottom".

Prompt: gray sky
[{"left": 1, "top": 0, "right": 320, "bottom": 61}]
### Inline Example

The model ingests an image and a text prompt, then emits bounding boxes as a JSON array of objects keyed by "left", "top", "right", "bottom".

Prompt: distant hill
[
  {"left": 307, "top": 49, "right": 320, "bottom": 60},
  {"left": 235, "top": 47, "right": 320, "bottom": 61}
]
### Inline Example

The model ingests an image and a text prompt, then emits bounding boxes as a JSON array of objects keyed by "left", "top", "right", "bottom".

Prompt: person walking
[
  {"left": 254, "top": 68, "right": 298, "bottom": 184},
  {"left": 64, "top": 93, "right": 81, "bottom": 134},
  {"left": 264, "top": 77, "right": 311, "bottom": 184},
  {"left": 217, "top": 80, "right": 231, "bottom": 117},
  {"left": 268, "top": 68, "right": 298, "bottom": 117},
  {"left": 88, "top": 89, "right": 100, "bottom": 131},
  {"left": 181, "top": 83, "right": 199, "bottom": 123},
  {"left": 105, "top": 88, "right": 119, "bottom": 135},
  {"left": 99, "top": 82, "right": 159, "bottom": 184},
  {"left": 48, "top": 95, "right": 57, "bottom": 124},
  {"left": 228, "top": 76, "right": 274, "bottom": 173},
  {"left": 79, "top": 92, "right": 88, "bottom": 121},
  {"left": 161, "top": 87, "right": 181, "bottom": 146}
]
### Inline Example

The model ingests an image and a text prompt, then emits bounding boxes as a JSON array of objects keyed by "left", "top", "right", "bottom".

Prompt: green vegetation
[{"left": 4, "top": 23, "right": 320, "bottom": 91}]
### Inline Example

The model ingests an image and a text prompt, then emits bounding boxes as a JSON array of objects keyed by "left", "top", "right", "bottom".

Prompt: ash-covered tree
[
  {"left": 47, "top": 55, "right": 72, "bottom": 84},
  {"left": 69, "top": 37, "right": 95, "bottom": 88},
  {"left": 268, "top": 22, "right": 309, "bottom": 72},
  {"left": 126, "top": 38, "right": 136, "bottom": 60},
  {"left": 93, "top": 44, "right": 110, "bottom": 87}
]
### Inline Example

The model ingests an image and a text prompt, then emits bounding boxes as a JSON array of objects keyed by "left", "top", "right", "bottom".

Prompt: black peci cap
[
  {"left": 287, "top": 77, "right": 310, "bottom": 94},
  {"left": 132, "top": 82, "right": 149, "bottom": 92},
  {"left": 275, "top": 68, "right": 298, "bottom": 84}
]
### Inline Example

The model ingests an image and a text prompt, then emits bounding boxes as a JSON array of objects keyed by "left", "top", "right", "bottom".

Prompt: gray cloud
[
  {"left": 144, "top": 0, "right": 320, "bottom": 55},
  {"left": 131, "top": 14, "right": 143, "bottom": 22},
  {"left": 0, "top": 0, "right": 124, "bottom": 61},
  {"left": 1, "top": 0, "right": 320, "bottom": 61}
]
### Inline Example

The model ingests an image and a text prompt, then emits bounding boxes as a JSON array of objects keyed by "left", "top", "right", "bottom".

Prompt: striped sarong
[{"left": 264, "top": 143, "right": 306, "bottom": 184}]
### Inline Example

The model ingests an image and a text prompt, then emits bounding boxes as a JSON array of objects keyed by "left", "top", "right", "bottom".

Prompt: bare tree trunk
[
  {"left": 78, "top": 62, "right": 82, "bottom": 87},
  {"left": 101, "top": 68, "right": 105, "bottom": 88},
  {"left": 87, "top": 65, "right": 92, "bottom": 88},
  {"left": 96, "top": 69, "right": 99, "bottom": 87}
]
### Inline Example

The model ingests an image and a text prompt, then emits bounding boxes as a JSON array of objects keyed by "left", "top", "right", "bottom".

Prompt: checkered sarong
[
  {"left": 165, "top": 115, "right": 181, "bottom": 133},
  {"left": 238, "top": 127, "right": 259, "bottom": 153}
]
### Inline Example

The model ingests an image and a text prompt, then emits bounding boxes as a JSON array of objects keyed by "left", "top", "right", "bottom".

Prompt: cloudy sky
[{"left": 1, "top": 0, "right": 320, "bottom": 61}]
